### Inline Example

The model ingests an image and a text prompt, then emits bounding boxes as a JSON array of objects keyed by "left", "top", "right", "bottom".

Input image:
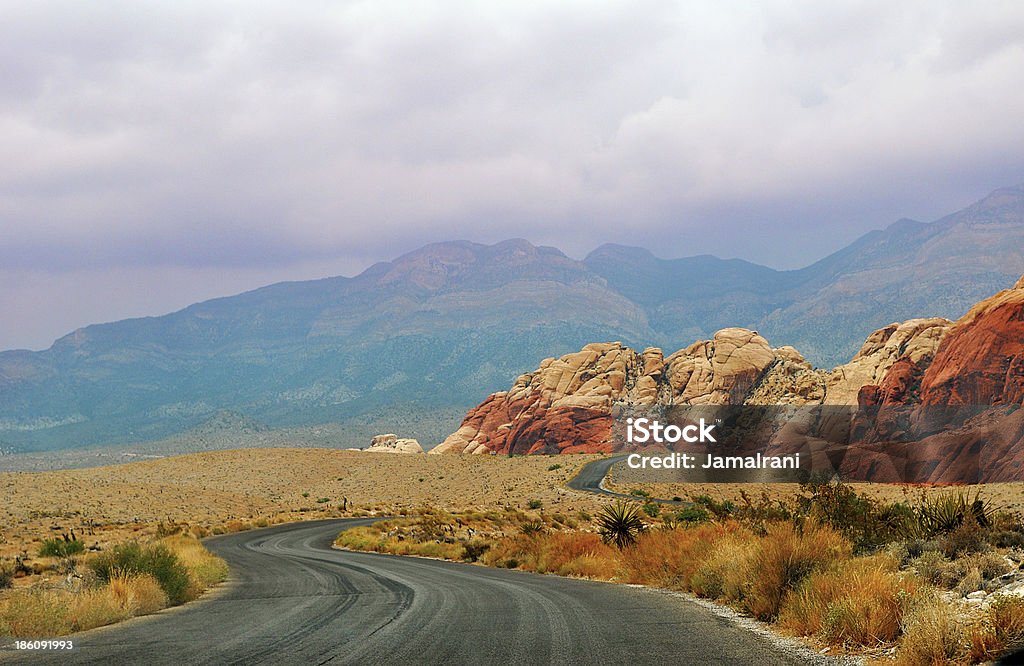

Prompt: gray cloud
[{"left": 2, "top": 1, "right": 1024, "bottom": 349}]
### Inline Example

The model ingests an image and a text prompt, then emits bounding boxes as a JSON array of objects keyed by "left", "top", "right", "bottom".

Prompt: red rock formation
[
  {"left": 841, "top": 276, "right": 1024, "bottom": 482},
  {"left": 919, "top": 277, "right": 1024, "bottom": 407}
]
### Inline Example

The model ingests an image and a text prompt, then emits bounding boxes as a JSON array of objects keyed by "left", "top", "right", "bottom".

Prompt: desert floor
[
  {"left": 609, "top": 465, "right": 1024, "bottom": 512},
  {"left": 1, "top": 448, "right": 604, "bottom": 567}
]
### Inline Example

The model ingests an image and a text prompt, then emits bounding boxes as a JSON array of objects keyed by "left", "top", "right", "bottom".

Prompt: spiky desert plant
[
  {"left": 596, "top": 501, "right": 646, "bottom": 548},
  {"left": 919, "top": 490, "right": 993, "bottom": 536},
  {"left": 520, "top": 520, "right": 546, "bottom": 535}
]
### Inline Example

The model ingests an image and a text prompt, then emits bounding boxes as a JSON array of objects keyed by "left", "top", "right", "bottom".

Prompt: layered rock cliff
[
  {"left": 835, "top": 276, "right": 1024, "bottom": 482},
  {"left": 917, "top": 276, "right": 1024, "bottom": 408},
  {"left": 431, "top": 318, "right": 952, "bottom": 455}
]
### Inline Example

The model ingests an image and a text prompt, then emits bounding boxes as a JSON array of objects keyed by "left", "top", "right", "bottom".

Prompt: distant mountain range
[{"left": 2, "top": 184, "right": 1023, "bottom": 453}]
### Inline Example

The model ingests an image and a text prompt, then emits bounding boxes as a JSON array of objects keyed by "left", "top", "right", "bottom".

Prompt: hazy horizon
[{"left": 3, "top": 2, "right": 1024, "bottom": 350}]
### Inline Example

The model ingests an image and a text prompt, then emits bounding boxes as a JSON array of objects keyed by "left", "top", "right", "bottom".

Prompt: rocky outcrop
[
  {"left": 917, "top": 281, "right": 1024, "bottom": 408},
  {"left": 839, "top": 277, "right": 1024, "bottom": 482},
  {"left": 365, "top": 434, "right": 424, "bottom": 454},
  {"left": 435, "top": 275, "right": 1024, "bottom": 465},
  {"left": 824, "top": 318, "right": 951, "bottom": 405},
  {"left": 432, "top": 329, "right": 831, "bottom": 455}
]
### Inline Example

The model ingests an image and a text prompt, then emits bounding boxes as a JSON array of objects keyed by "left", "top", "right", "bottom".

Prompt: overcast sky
[{"left": 3, "top": 1, "right": 1024, "bottom": 351}]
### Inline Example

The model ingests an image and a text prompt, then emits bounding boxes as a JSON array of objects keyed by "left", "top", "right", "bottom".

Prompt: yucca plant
[
  {"left": 520, "top": 520, "right": 546, "bottom": 535},
  {"left": 596, "top": 501, "right": 646, "bottom": 548},
  {"left": 918, "top": 490, "right": 993, "bottom": 536}
]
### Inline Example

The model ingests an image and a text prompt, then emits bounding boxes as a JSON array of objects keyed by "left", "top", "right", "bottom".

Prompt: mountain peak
[
  {"left": 373, "top": 239, "right": 582, "bottom": 291},
  {"left": 953, "top": 184, "right": 1024, "bottom": 224},
  {"left": 584, "top": 243, "right": 659, "bottom": 264}
]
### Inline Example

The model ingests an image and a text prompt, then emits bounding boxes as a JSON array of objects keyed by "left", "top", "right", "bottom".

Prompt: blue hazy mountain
[{"left": 2, "top": 186, "right": 1023, "bottom": 453}]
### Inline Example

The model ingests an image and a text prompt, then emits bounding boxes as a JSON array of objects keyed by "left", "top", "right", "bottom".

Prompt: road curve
[
  {"left": 3, "top": 518, "right": 818, "bottom": 665},
  {"left": 568, "top": 455, "right": 688, "bottom": 505}
]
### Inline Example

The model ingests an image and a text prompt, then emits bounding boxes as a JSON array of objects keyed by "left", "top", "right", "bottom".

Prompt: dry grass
[
  {"left": 107, "top": 572, "right": 168, "bottom": 615},
  {"left": 899, "top": 594, "right": 1024, "bottom": 665},
  {"left": 897, "top": 597, "right": 971, "bottom": 665},
  {"left": 483, "top": 531, "right": 616, "bottom": 576},
  {"left": 0, "top": 448, "right": 601, "bottom": 568},
  {"left": 742, "top": 522, "right": 852, "bottom": 620},
  {"left": 779, "top": 553, "right": 917, "bottom": 646},
  {"left": 0, "top": 535, "right": 223, "bottom": 638},
  {"left": 159, "top": 535, "right": 229, "bottom": 596}
]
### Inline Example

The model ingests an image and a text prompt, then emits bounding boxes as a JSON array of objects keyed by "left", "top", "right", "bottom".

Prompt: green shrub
[
  {"left": 520, "top": 520, "right": 545, "bottom": 535},
  {"left": 38, "top": 538, "right": 85, "bottom": 558},
  {"left": 527, "top": 499, "right": 543, "bottom": 510},
  {"left": 596, "top": 501, "right": 646, "bottom": 549},
  {"left": 676, "top": 506, "right": 710, "bottom": 524},
  {"left": 89, "top": 543, "right": 192, "bottom": 605},
  {"left": 642, "top": 502, "right": 660, "bottom": 518},
  {"left": 792, "top": 481, "right": 915, "bottom": 550},
  {"left": 694, "top": 495, "right": 735, "bottom": 519},
  {"left": 919, "top": 490, "right": 993, "bottom": 536},
  {"left": 547, "top": 463, "right": 562, "bottom": 471}
]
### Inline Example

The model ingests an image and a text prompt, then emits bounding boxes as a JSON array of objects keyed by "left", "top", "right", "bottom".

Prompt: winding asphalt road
[
  {"left": 2, "top": 517, "right": 819, "bottom": 665},
  {"left": 568, "top": 454, "right": 688, "bottom": 505}
]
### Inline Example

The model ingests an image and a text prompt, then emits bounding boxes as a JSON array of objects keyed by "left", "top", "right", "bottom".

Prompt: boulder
[{"left": 365, "top": 434, "right": 424, "bottom": 454}]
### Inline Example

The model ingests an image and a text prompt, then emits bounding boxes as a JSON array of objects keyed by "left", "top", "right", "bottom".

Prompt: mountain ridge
[{"left": 3, "top": 184, "right": 1024, "bottom": 453}]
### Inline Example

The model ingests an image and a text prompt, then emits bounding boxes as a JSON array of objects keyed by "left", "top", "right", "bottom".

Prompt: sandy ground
[
  {"left": 609, "top": 465, "right": 1024, "bottom": 512},
  {"left": 1, "top": 448, "right": 604, "bottom": 566}
]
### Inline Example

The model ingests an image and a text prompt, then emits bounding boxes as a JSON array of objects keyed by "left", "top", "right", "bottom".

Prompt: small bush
[
  {"left": 89, "top": 542, "right": 192, "bottom": 605},
  {"left": 596, "top": 501, "right": 646, "bottom": 548},
  {"left": 744, "top": 522, "right": 851, "bottom": 620},
  {"left": 974, "top": 595, "right": 1024, "bottom": 660},
  {"left": 547, "top": 464, "right": 562, "bottom": 471},
  {"left": 107, "top": 572, "right": 168, "bottom": 615},
  {"left": 527, "top": 499, "right": 543, "bottom": 510},
  {"left": 896, "top": 599, "right": 969, "bottom": 665},
  {"left": 38, "top": 538, "right": 85, "bottom": 558},
  {"left": 68, "top": 588, "right": 131, "bottom": 632},
  {"left": 0, "top": 561, "right": 13, "bottom": 589},
  {"left": 690, "top": 532, "right": 757, "bottom": 602},
  {"left": 533, "top": 532, "right": 615, "bottom": 576},
  {"left": 940, "top": 517, "right": 989, "bottom": 558},
  {"left": 909, "top": 550, "right": 947, "bottom": 586},
  {"left": 693, "top": 494, "right": 735, "bottom": 519},
  {"left": 461, "top": 540, "right": 491, "bottom": 563},
  {"left": 779, "top": 554, "right": 916, "bottom": 645},
  {"left": 160, "top": 535, "right": 229, "bottom": 594},
  {"left": 622, "top": 522, "right": 750, "bottom": 591},
  {"left": 642, "top": 502, "right": 660, "bottom": 518},
  {"left": 0, "top": 589, "right": 71, "bottom": 637},
  {"left": 676, "top": 506, "right": 710, "bottom": 524}
]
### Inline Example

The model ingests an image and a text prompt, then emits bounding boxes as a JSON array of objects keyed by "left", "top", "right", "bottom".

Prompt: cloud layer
[{"left": 3, "top": 1, "right": 1024, "bottom": 349}]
